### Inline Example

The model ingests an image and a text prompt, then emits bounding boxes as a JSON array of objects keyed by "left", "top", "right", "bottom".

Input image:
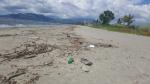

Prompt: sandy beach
[{"left": 0, "top": 25, "right": 150, "bottom": 84}]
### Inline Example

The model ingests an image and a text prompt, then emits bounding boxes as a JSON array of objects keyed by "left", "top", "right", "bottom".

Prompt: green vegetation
[
  {"left": 121, "top": 14, "right": 134, "bottom": 27},
  {"left": 89, "top": 10, "right": 150, "bottom": 36},
  {"left": 90, "top": 24, "right": 150, "bottom": 36},
  {"left": 99, "top": 10, "right": 115, "bottom": 25}
]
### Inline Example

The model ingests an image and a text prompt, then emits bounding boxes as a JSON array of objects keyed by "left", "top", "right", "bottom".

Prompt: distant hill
[
  {"left": 0, "top": 13, "right": 94, "bottom": 25},
  {"left": 0, "top": 13, "right": 56, "bottom": 22}
]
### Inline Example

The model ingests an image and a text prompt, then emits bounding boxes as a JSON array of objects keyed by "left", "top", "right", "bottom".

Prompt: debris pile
[{"left": 0, "top": 40, "right": 58, "bottom": 62}]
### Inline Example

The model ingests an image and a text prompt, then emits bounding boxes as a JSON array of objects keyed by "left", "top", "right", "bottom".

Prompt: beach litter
[
  {"left": 88, "top": 44, "right": 95, "bottom": 48},
  {"left": 67, "top": 54, "right": 74, "bottom": 64},
  {"left": 81, "top": 58, "right": 93, "bottom": 66},
  {"left": 81, "top": 65, "right": 90, "bottom": 72},
  {"left": 80, "top": 58, "right": 93, "bottom": 72}
]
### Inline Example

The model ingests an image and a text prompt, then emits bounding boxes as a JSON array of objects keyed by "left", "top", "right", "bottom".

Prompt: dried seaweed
[
  {"left": 0, "top": 34, "right": 18, "bottom": 37},
  {"left": 0, "top": 40, "right": 57, "bottom": 62}
]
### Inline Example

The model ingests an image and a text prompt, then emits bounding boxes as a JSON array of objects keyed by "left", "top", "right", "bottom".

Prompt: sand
[{"left": 0, "top": 25, "right": 150, "bottom": 84}]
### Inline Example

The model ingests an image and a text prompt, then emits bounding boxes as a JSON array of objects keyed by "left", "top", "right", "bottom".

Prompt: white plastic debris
[
  {"left": 81, "top": 65, "right": 90, "bottom": 72},
  {"left": 88, "top": 44, "right": 95, "bottom": 48}
]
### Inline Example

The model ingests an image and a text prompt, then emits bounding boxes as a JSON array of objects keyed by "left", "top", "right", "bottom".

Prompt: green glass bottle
[{"left": 67, "top": 54, "right": 74, "bottom": 64}]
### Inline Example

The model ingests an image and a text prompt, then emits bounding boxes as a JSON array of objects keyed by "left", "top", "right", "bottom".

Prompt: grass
[{"left": 89, "top": 24, "right": 150, "bottom": 36}]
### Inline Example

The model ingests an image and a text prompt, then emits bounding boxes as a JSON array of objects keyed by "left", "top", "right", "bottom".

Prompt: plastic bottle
[{"left": 67, "top": 54, "right": 74, "bottom": 64}]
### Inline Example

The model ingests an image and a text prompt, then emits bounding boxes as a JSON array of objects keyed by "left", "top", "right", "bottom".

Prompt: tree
[
  {"left": 117, "top": 18, "right": 122, "bottom": 24},
  {"left": 122, "top": 14, "right": 134, "bottom": 26},
  {"left": 99, "top": 10, "right": 115, "bottom": 25}
]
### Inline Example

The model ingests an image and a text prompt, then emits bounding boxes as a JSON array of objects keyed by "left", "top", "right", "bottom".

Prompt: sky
[{"left": 0, "top": 0, "right": 150, "bottom": 23}]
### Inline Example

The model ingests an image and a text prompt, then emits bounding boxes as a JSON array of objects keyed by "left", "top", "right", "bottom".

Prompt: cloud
[{"left": 0, "top": 0, "right": 150, "bottom": 23}]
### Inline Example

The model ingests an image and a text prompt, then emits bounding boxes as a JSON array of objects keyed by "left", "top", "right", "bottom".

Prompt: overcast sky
[{"left": 0, "top": 0, "right": 150, "bottom": 23}]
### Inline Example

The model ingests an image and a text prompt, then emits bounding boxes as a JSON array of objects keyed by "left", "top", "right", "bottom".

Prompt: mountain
[
  {"left": 0, "top": 13, "right": 57, "bottom": 23},
  {"left": 0, "top": 13, "right": 94, "bottom": 25}
]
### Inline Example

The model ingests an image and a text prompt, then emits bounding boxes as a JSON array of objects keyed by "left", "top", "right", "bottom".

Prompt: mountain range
[{"left": 0, "top": 13, "right": 94, "bottom": 25}]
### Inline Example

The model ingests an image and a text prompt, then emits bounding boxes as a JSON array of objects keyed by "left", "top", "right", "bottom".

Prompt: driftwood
[
  {"left": 0, "top": 68, "right": 26, "bottom": 84},
  {"left": 7, "top": 69, "right": 26, "bottom": 81},
  {"left": 0, "top": 41, "right": 58, "bottom": 62}
]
